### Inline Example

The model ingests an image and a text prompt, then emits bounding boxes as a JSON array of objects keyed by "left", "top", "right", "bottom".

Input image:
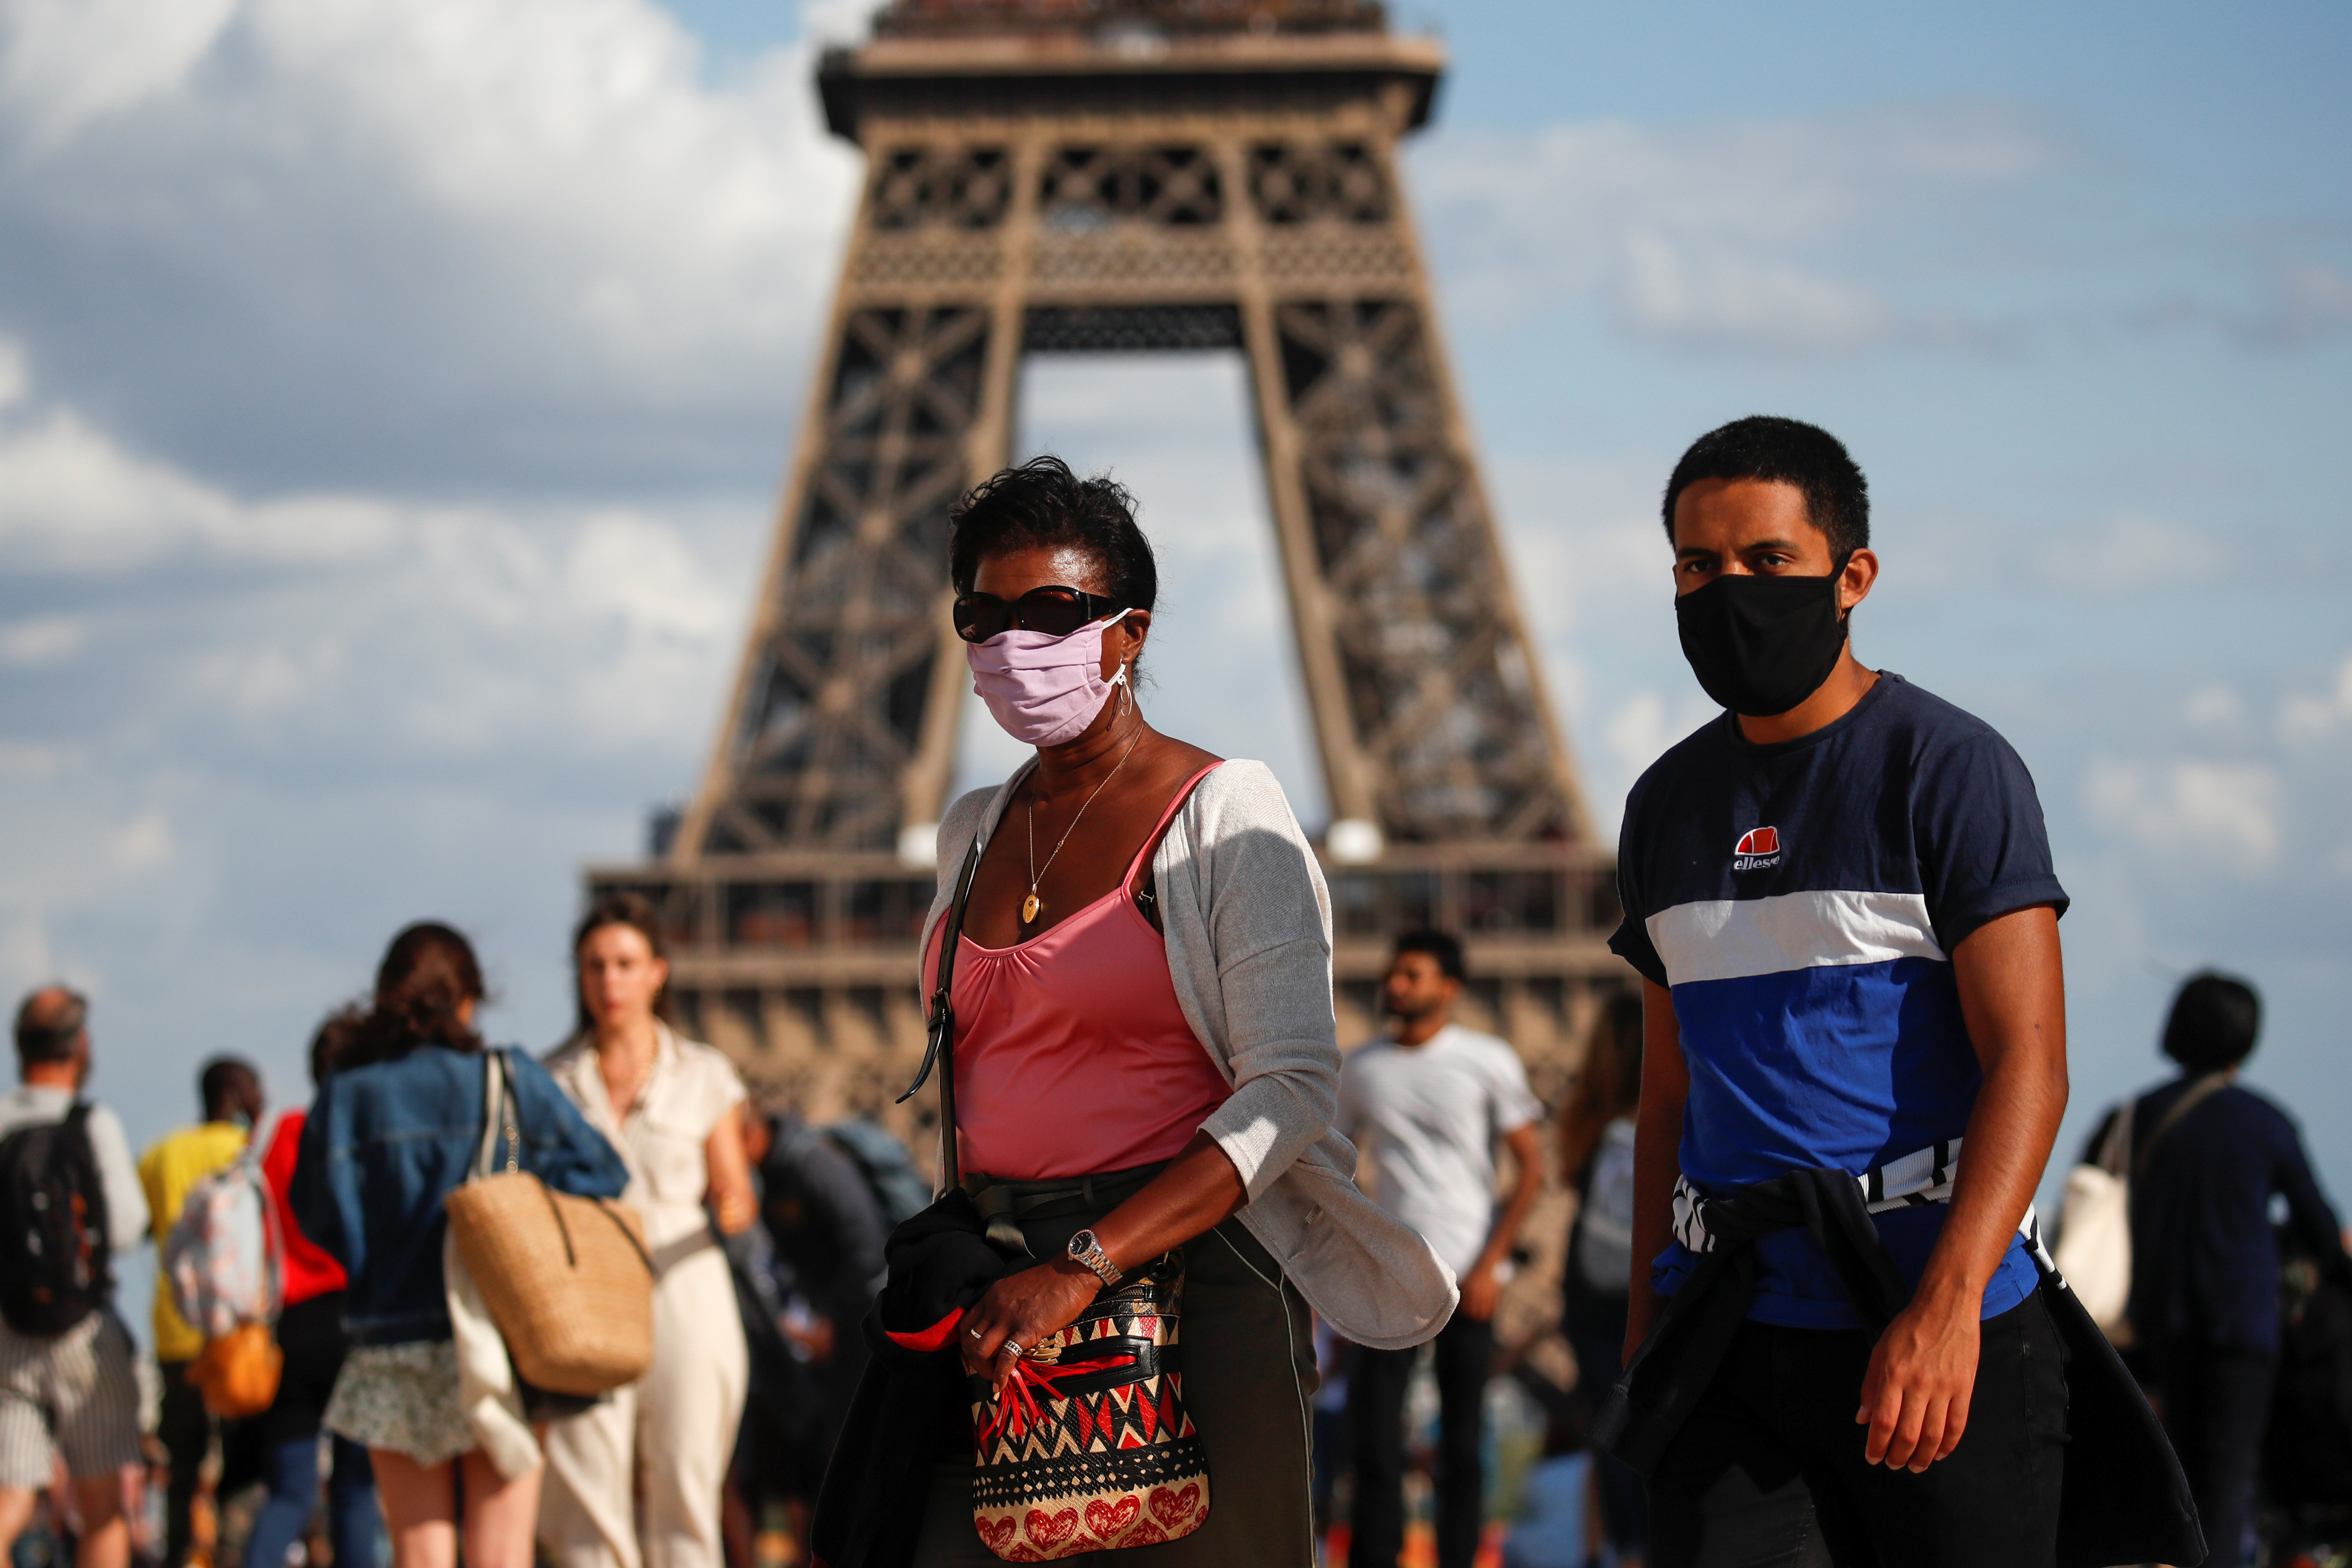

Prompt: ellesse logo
[{"left": 1733, "top": 826, "right": 1782, "bottom": 872}]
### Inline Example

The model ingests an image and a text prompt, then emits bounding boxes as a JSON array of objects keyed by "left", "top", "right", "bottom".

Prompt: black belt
[{"left": 960, "top": 1162, "right": 1168, "bottom": 1255}]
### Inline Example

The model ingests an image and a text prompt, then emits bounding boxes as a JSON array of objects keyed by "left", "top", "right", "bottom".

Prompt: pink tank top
[{"left": 925, "top": 763, "right": 1231, "bottom": 1180}]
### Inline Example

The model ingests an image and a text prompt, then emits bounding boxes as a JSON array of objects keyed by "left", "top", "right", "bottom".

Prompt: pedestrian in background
[
  {"left": 751, "top": 1107, "right": 889, "bottom": 1490},
  {"left": 1339, "top": 929, "right": 1545, "bottom": 1568},
  {"left": 294, "top": 922, "right": 628, "bottom": 1568},
  {"left": 1555, "top": 991, "right": 1646, "bottom": 1568},
  {"left": 139, "top": 1056, "right": 263, "bottom": 1568},
  {"left": 0, "top": 987, "right": 147, "bottom": 1568},
  {"left": 720, "top": 1106, "right": 819, "bottom": 1568},
  {"left": 242, "top": 1010, "right": 377, "bottom": 1568},
  {"left": 2088, "top": 971, "right": 2349, "bottom": 1568},
  {"left": 540, "top": 895, "right": 755, "bottom": 1568}
]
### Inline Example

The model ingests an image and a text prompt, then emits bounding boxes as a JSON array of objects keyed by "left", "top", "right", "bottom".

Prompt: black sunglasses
[{"left": 952, "top": 585, "right": 1125, "bottom": 643}]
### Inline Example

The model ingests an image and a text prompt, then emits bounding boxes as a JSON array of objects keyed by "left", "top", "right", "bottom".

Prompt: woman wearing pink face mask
[{"left": 896, "top": 457, "right": 1457, "bottom": 1566}]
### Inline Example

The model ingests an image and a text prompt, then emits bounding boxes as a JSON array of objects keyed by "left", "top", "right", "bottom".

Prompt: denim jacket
[{"left": 292, "top": 1042, "right": 629, "bottom": 1345}]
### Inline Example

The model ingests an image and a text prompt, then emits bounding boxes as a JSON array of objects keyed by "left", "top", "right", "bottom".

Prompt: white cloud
[
  {"left": 0, "top": 742, "right": 81, "bottom": 778},
  {"left": 2084, "top": 758, "right": 2281, "bottom": 865},
  {"left": 0, "top": 615, "right": 88, "bottom": 666},
  {"left": 2032, "top": 511, "right": 2227, "bottom": 593},
  {"left": 0, "top": 916, "right": 55, "bottom": 992},
  {"left": 2181, "top": 682, "right": 2242, "bottom": 728},
  {"left": 0, "top": 0, "right": 236, "bottom": 146},
  {"left": 2279, "top": 654, "right": 2352, "bottom": 742},
  {"left": 108, "top": 808, "right": 173, "bottom": 872},
  {"left": 1410, "top": 107, "right": 2052, "bottom": 354},
  {"left": 1619, "top": 229, "right": 1891, "bottom": 353},
  {"left": 0, "top": 361, "right": 749, "bottom": 765},
  {"left": 0, "top": 0, "right": 861, "bottom": 491},
  {"left": 568, "top": 512, "right": 733, "bottom": 638},
  {"left": 0, "top": 393, "right": 400, "bottom": 571},
  {"left": 2265, "top": 262, "right": 2352, "bottom": 346},
  {"left": 0, "top": 339, "right": 27, "bottom": 410}
]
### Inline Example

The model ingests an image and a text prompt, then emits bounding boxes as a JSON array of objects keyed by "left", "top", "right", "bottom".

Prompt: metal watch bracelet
[{"left": 1066, "top": 1228, "right": 1122, "bottom": 1287}]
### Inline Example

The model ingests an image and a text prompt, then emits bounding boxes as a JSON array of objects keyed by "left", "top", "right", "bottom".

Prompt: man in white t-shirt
[{"left": 1337, "top": 930, "right": 1543, "bottom": 1568}]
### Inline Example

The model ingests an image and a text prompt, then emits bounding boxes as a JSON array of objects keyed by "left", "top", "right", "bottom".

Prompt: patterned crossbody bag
[
  {"left": 907, "top": 831, "right": 1213, "bottom": 1560},
  {"left": 969, "top": 1259, "right": 1210, "bottom": 1558}
]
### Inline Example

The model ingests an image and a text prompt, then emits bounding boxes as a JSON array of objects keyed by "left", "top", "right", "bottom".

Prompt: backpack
[
  {"left": 163, "top": 1142, "right": 279, "bottom": 1338},
  {"left": 1573, "top": 1117, "right": 1637, "bottom": 1294},
  {"left": 819, "top": 1118, "right": 932, "bottom": 1230},
  {"left": 0, "top": 1103, "right": 114, "bottom": 1337}
]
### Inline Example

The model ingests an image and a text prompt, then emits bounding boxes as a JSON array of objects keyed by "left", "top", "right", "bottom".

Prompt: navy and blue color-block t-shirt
[{"left": 1609, "top": 673, "right": 2067, "bottom": 1330}]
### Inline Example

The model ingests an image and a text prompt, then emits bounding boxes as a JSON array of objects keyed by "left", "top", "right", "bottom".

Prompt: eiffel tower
[{"left": 585, "top": 0, "right": 1626, "bottom": 1142}]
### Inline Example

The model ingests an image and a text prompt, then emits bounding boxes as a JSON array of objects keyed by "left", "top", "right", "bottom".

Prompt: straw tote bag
[{"left": 443, "top": 1051, "right": 656, "bottom": 1397}]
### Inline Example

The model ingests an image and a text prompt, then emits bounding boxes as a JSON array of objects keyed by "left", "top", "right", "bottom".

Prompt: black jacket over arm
[{"left": 809, "top": 1191, "right": 1022, "bottom": 1568}]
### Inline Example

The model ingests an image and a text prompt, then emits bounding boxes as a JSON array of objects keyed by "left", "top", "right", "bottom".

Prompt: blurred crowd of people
[
  {"left": 0, "top": 896, "right": 906, "bottom": 1568},
  {"left": 1, "top": 920, "right": 2346, "bottom": 1568},
  {"left": 0, "top": 898, "right": 2347, "bottom": 1568}
]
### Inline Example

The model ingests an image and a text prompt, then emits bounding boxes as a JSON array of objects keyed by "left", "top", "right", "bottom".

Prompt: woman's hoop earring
[{"left": 1119, "top": 662, "right": 1133, "bottom": 717}]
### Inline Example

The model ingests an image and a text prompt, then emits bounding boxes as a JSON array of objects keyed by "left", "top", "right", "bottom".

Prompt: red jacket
[{"left": 264, "top": 1110, "right": 346, "bottom": 1307}]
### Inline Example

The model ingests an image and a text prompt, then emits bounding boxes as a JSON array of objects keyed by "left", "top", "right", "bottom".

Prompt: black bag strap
[{"left": 896, "top": 833, "right": 985, "bottom": 1190}]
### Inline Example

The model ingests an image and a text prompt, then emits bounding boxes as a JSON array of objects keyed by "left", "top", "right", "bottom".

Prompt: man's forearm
[
  {"left": 1914, "top": 1050, "right": 2066, "bottom": 1313},
  {"left": 1472, "top": 1127, "right": 1546, "bottom": 1276},
  {"left": 1625, "top": 1099, "right": 1681, "bottom": 1351},
  {"left": 1625, "top": 978, "right": 1689, "bottom": 1359},
  {"left": 1919, "top": 905, "right": 2069, "bottom": 1317}
]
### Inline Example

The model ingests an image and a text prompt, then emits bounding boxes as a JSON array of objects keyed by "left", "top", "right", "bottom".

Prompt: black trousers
[
  {"left": 1348, "top": 1309, "right": 1492, "bottom": 1568},
  {"left": 2149, "top": 1339, "right": 2273, "bottom": 1568},
  {"left": 157, "top": 1359, "right": 212, "bottom": 1568},
  {"left": 1561, "top": 1281, "right": 1647, "bottom": 1555},
  {"left": 1649, "top": 1294, "right": 2067, "bottom": 1568}
]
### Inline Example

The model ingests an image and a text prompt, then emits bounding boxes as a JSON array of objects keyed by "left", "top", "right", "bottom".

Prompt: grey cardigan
[{"left": 920, "top": 758, "right": 1457, "bottom": 1351}]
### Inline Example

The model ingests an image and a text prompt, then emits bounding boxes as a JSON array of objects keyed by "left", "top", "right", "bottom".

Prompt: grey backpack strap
[
  {"left": 473, "top": 1051, "right": 520, "bottom": 1178},
  {"left": 2095, "top": 1096, "right": 2137, "bottom": 1178},
  {"left": 2134, "top": 1072, "right": 2232, "bottom": 1183}
]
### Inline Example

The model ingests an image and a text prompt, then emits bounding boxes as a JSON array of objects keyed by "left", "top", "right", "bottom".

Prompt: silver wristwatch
[{"left": 1066, "top": 1228, "right": 1122, "bottom": 1287}]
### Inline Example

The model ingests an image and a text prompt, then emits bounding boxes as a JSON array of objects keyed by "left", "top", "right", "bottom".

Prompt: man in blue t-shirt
[{"left": 1611, "top": 417, "right": 2073, "bottom": 1566}]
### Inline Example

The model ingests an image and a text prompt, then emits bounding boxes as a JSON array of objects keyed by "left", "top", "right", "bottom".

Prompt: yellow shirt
[{"left": 138, "top": 1121, "right": 249, "bottom": 1362}]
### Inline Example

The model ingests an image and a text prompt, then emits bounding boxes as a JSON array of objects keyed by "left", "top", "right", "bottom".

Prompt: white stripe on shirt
[{"left": 1645, "top": 890, "right": 1944, "bottom": 987}]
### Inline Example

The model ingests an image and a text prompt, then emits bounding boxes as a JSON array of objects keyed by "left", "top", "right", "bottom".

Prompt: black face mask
[{"left": 1674, "top": 572, "right": 1847, "bottom": 718}]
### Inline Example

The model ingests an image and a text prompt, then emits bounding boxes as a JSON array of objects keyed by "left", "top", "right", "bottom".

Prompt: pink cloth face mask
[{"left": 966, "top": 610, "right": 1131, "bottom": 748}]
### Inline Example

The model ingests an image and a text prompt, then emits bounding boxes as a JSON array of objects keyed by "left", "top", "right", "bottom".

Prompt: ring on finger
[{"left": 998, "top": 1340, "right": 1024, "bottom": 1360}]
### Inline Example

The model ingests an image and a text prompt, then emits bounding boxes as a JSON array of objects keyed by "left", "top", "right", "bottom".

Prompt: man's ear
[{"left": 1837, "top": 548, "right": 1880, "bottom": 613}]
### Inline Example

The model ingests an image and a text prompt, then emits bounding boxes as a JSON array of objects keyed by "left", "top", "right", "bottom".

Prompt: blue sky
[{"left": 0, "top": 0, "right": 2346, "bottom": 1277}]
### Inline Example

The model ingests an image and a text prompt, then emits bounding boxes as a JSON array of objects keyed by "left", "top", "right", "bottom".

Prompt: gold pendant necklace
[{"left": 1024, "top": 729, "right": 1143, "bottom": 926}]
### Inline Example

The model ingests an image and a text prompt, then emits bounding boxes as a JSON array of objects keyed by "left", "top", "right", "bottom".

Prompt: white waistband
[{"left": 1671, "top": 1138, "right": 2053, "bottom": 1273}]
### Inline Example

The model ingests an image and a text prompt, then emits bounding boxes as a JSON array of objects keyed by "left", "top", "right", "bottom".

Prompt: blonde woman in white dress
[{"left": 538, "top": 894, "right": 756, "bottom": 1568}]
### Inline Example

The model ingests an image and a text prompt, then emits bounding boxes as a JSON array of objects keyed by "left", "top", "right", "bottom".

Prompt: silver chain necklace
[{"left": 1024, "top": 728, "right": 1143, "bottom": 926}]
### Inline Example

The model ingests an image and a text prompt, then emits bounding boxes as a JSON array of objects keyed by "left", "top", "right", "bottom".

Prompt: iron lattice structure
[{"left": 587, "top": 0, "right": 1625, "bottom": 1145}]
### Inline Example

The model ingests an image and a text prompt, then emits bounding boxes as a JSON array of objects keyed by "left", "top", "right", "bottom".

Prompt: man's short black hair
[
  {"left": 14, "top": 987, "right": 88, "bottom": 1067},
  {"left": 199, "top": 1057, "right": 261, "bottom": 1121},
  {"left": 949, "top": 455, "right": 1159, "bottom": 614},
  {"left": 1392, "top": 929, "right": 1465, "bottom": 984},
  {"left": 2161, "top": 971, "right": 2261, "bottom": 1073},
  {"left": 1662, "top": 416, "right": 1870, "bottom": 563}
]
